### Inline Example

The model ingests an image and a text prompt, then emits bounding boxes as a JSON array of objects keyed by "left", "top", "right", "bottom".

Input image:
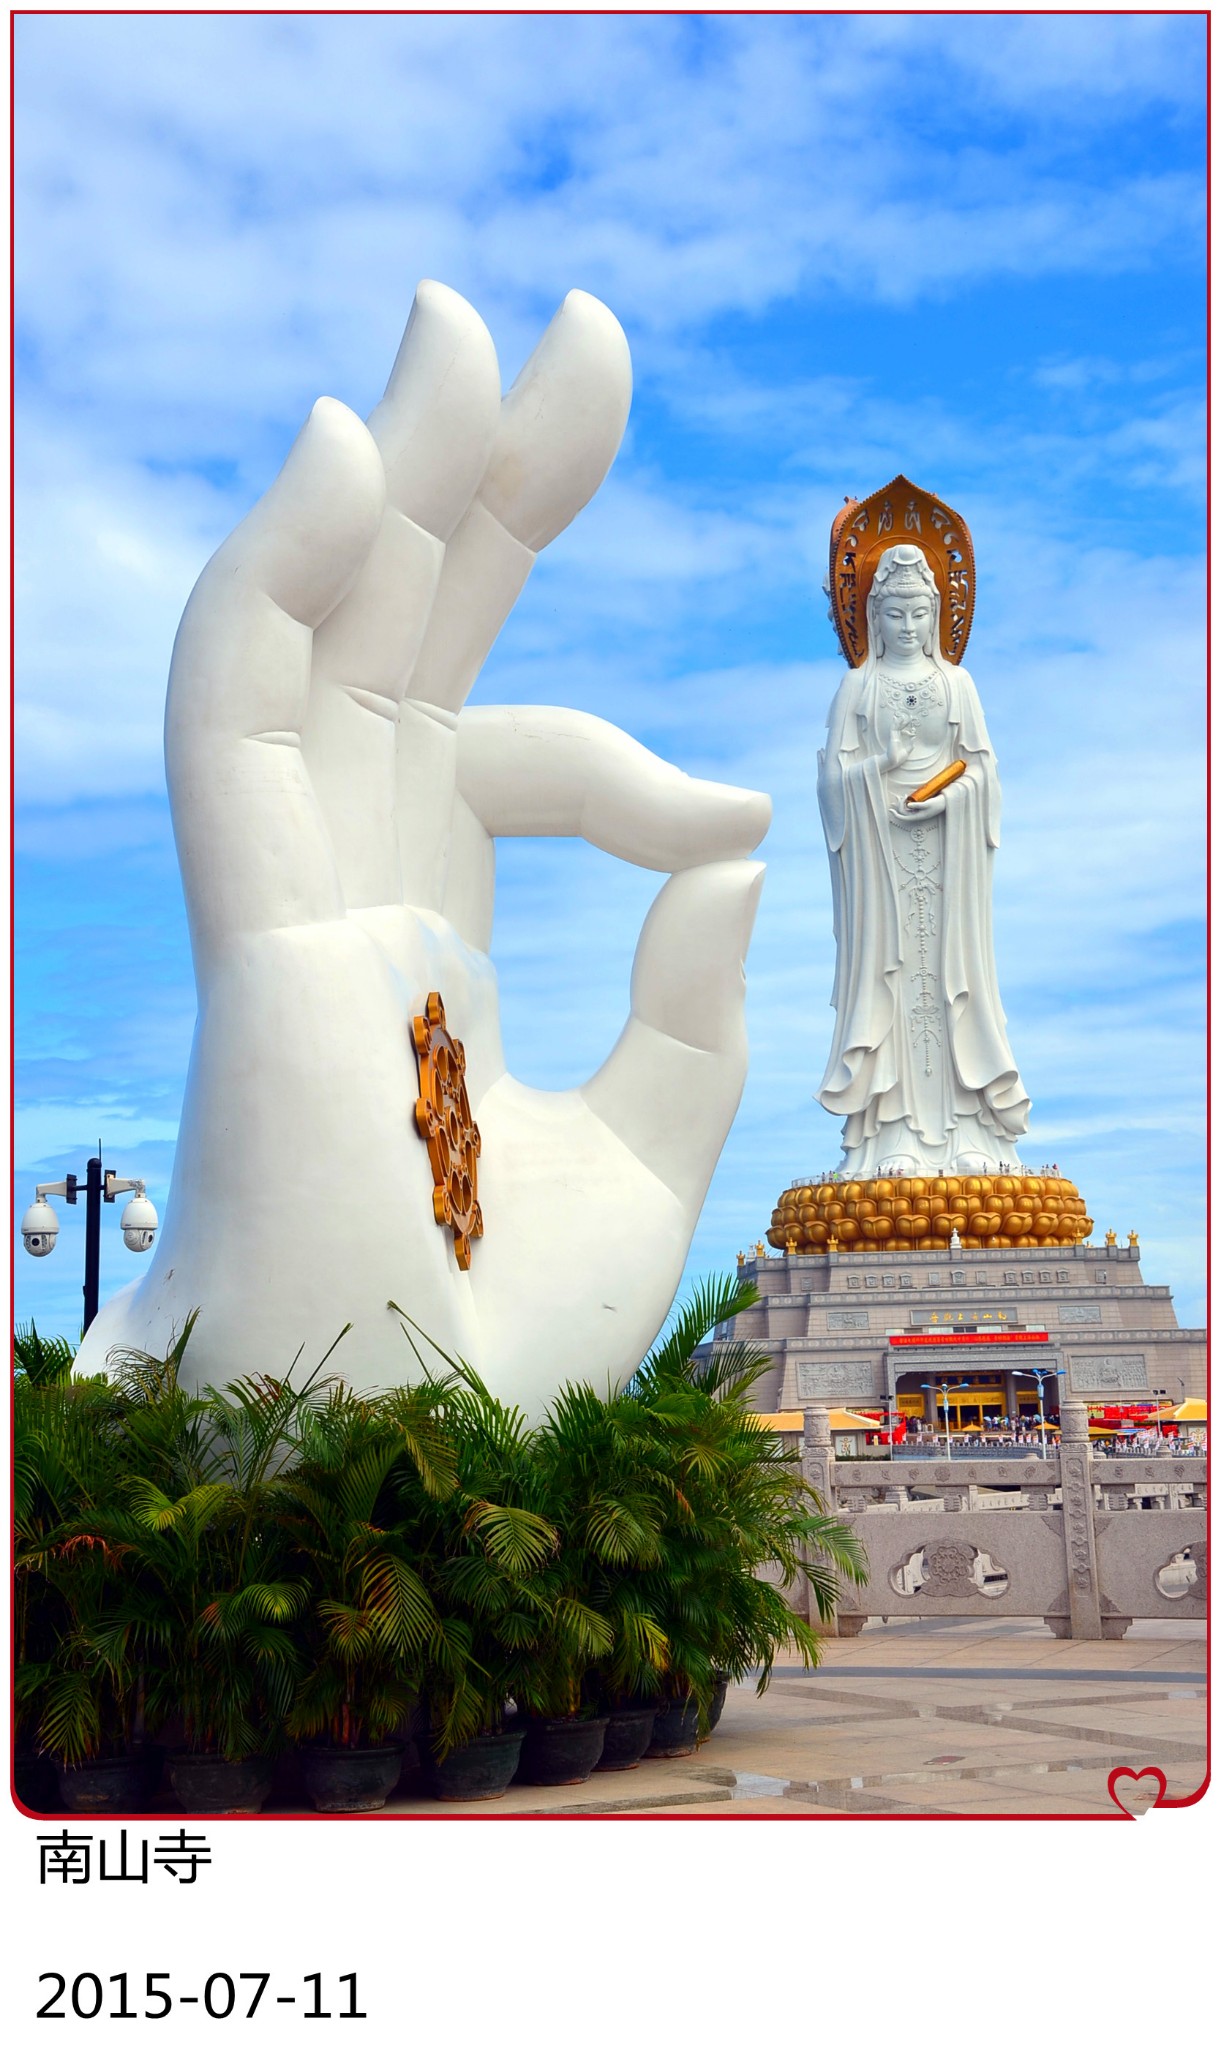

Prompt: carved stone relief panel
[
  {"left": 1068, "top": 1354, "right": 1148, "bottom": 1392},
  {"left": 888, "top": 1543, "right": 1010, "bottom": 1600},
  {"left": 1060, "top": 1305, "right": 1103, "bottom": 1325},
  {"left": 1154, "top": 1546, "right": 1204, "bottom": 1601},
  {"left": 796, "top": 1360, "right": 876, "bottom": 1400},
  {"left": 1059, "top": 1449, "right": 1098, "bottom": 1596},
  {"left": 828, "top": 1310, "right": 870, "bottom": 1329}
]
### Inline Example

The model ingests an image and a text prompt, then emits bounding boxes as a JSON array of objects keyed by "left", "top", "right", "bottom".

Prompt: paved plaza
[{"left": 372, "top": 1617, "right": 1206, "bottom": 1818}]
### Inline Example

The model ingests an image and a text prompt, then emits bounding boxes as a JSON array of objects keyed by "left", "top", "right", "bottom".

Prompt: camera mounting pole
[{"left": 22, "top": 1145, "right": 158, "bottom": 1334}]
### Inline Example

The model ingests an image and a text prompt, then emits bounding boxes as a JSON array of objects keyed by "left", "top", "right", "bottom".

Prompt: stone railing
[{"left": 798, "top": 1402, "right": 1207, "bottom": 1640}]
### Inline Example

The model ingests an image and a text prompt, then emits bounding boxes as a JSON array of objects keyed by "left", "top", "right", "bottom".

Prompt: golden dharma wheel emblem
[
  {"left": 411, "top": 991, "right": 483, "bottom": 1270},
  {"left": 829, "top": 475, "right": 975, "bottom": 669}
]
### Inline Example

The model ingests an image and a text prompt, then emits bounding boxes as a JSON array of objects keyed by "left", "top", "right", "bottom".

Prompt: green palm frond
[
  {"left": 463, "top": 1501, "right": 556, "bottom": 1575},
  {"left": 636, "top": 1274, "right": 760, "bottom": 1387},
  {"left": 38, "top": 1668, "right": 102, "bottom": 1768},
  {"left": 317, "top": 1600, "right": 376, "bottom": 1659},
  {"left": 360, "top": 1553, "right": 435, "bottom": 1654},
  {"left": 13, "top": 1322, "right": 77, "bottom": 1385}
]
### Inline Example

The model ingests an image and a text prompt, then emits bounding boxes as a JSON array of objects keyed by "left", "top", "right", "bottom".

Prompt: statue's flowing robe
[{"left": 817, "top": 658, "right": 1029, "bottom": 1169}]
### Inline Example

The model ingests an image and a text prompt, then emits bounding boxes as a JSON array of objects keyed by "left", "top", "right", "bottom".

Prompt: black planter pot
[
  {"left": 168, "top": 1752, "right": 274, "bottom": 1815},
  {"left": 645, "top": 1698, "right": 700, "bottom": 1758},
  {"left": 703, "top": 1674, "right": 731, "bottom": 1737},
  {"left": 136, "top": 1744, "right": 168, "bottom": 1808},
  {"left": 270, "top": 1748, "right": 308, "bottom": 1809},
  {"left": 57, "top": 1754, "right": 152, "bottom": 1814},
  {"left": 395, "top": 1700, "right": 430, "bottom": 1793},
  {"left": 515, "top": 1714, "right": 609, "bottom": 1786},
  {"left": 424, "top": 1724, "right": 526, "bottom": 1803},
  {"left": 15, "top": 1753, "right": 59, "bottom": 1814},
  {"left": 300, "top": 1744, "right": 405, "bottom": 1813},
  {"left": 594, "top": 1706, "right": 657, "bottom": 1773}
]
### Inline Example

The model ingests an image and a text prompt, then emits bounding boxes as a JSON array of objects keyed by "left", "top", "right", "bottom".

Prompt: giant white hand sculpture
[{"left": 75, "top": 284, "right": 770, "bottom": 1412}]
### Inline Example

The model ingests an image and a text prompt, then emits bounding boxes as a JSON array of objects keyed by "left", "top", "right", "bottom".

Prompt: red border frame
[{"left": 7, "top": 4, "right": 1210, "bottom": 1826}]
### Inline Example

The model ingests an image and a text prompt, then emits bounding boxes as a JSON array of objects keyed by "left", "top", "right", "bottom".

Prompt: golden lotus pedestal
[{"left": 768, "top": 1173, "right": 1093, "bottom": 1255}]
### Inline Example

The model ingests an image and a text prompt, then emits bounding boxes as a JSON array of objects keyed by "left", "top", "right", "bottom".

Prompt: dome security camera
[
  {"left": 120, "top": 1191, "right": 159, "bottom": 1253},
  {"left": 21, "top": 1197, "right": 60, "bottom": 1257}
]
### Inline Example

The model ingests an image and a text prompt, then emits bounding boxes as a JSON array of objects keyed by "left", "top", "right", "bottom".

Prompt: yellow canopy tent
[
  {"left": 743, "top": 1410, "right": 884, "bottom": 1433},
  {"left": 1172, "top": 1398, "right": 1206, "bottom": 1423},
  {"left": 829, "top": 1409, "right": 886, "bottom": 1432}
]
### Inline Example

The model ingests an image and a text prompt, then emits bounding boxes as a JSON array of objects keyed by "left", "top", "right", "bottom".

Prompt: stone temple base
[{"left": 726, "top": 1238, "right": 1204, "bottom": 1417}]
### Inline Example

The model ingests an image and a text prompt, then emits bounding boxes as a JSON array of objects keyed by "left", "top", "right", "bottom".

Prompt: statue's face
[{"left": 876, "top": 590, "right": 933, "bottom": 659}]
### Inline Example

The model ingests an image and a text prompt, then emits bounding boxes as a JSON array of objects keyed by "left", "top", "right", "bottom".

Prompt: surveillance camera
[
  {"left": 120, "top": 1191, "right": 158, "bottom": 1253},
  {"left": 21, "top": 1197, "right": 60, "bottom": 1257}
]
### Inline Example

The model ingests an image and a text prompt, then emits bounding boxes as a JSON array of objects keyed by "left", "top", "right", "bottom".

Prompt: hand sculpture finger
[
  {"left": 581, "top": 859, "right": 766, "bottom": 1210},
  {"left": 407, "top": 290, "right": 632, "bottom": 715},
  {"left": 300, "top": 284, "right": 502, "bottom": 911},
  {"left": 165, "top": 398, "right": 385, "bottom": 972}
]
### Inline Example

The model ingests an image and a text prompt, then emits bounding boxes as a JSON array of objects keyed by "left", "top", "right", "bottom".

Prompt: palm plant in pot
[
  {"left": 15, "top": 1363, "right": 165, "bottom": 1813},
  {"left": 278, "top": 1380, "right": 457, "bottom": 1811},
  {"left": 114, "top": 1335, "right": 317, "bottom": 1815},
  {"left": 397, "top": 1356, "right": 555, "bottom": 1801},
  {"left": 517, "top": 1381, "right": 671, "bottom": 1781},
  {"left": 627, "top": 1275, "right": 867, "bottom": 1756}
]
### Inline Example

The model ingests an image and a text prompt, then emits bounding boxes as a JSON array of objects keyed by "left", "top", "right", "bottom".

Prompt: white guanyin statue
[{"left": 817, "top": 522, "right": 1030, "bottom": 1178}]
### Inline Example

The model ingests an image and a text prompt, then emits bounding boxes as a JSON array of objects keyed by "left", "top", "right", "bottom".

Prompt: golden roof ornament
[{"left": 828, "top": 475, "right": 975, "bottom": 668}]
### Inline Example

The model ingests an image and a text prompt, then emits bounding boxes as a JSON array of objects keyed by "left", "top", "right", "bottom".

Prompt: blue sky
[{"left": 14, "top": 12, "right": 1207, "bottom": 1342}]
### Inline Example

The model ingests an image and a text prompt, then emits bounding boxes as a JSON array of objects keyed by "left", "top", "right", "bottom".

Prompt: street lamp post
[
  {"left": 920, "top": 1379, "right": 969, "bottom": 1460},
  {"left": 1011, "top": 1364, "right": 1066, "bottom": 1461},
  {"left": 20, "top": 1148, "right": 158, "bottom": 1333},
  {"left": 1150, "top": 1386, "right": 1169, "bottom": 1450},
  {"left": 877, "top": 1370, "right": 897, "bottom": 1460}
]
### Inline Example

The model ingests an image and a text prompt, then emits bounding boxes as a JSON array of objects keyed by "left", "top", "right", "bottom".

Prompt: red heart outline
[{"left": 1108, "top": 1766, "right": 1168, "bottom": 1817}]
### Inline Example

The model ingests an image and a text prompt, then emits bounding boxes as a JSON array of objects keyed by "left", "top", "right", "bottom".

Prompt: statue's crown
[
  {"left": 873, "top": 562, "right": 928, "bottom": 597},
  {"left": 828, "top": 478, "right": 975, "bottom": 666}
]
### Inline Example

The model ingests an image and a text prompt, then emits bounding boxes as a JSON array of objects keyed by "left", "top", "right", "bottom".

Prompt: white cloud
[
  {"left": 16, "top": 14, "right": 1205, "bottom": 454},
  {"left": 16, "top": 424, "right": 230, "bottom": 801}
]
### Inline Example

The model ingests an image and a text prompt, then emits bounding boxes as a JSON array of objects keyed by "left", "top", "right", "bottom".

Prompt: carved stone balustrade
[{"left": 800, "top": 1403, "right": 1207, "bottom": 1641}]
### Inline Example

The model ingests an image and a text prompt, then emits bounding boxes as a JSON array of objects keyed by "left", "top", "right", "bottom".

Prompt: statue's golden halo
[
  {"left": 768, "top": 1174, "right": 1093, "bottom": 1254},
  {"left": 829, "top": 475, "right": 975, "bottom": 668}
]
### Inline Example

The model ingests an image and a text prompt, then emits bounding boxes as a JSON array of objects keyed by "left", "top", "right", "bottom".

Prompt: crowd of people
[{"left": 868, "top": 1420, "right": 1203, "bottom": 1456}]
